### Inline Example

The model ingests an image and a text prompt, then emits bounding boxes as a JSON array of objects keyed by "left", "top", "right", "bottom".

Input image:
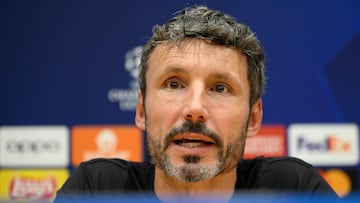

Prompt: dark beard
[
  {"left": 146, "top": 121, "right": 248, "bottom": 183},
  {"left": 183, "top": 155, "right": 201, "bottom": 164}
]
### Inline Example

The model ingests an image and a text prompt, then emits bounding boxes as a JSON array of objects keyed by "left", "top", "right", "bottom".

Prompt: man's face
[{"left": 136, "top": 40, "right": 262, "bottom": 183}]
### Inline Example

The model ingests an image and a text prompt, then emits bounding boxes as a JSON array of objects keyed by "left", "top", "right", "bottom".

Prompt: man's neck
[{"left": 154, "top": 168, "right": 237, "bottom": 202}]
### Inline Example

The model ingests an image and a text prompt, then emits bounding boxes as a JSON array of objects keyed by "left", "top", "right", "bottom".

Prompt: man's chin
[{"left": 163, "top": 160, "right": 222, "bottom": 183}]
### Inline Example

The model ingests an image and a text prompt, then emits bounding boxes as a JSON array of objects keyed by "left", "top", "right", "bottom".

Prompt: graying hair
[{"left": 139, "top": 5, "right": 265, "bottom": 106}]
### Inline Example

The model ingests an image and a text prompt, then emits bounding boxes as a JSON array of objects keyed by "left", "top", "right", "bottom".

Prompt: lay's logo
[
  {"left": 0, "top": 169, "right": 69, "bottom": 201},
  {"left": 288, "top": 124, "right": 359, "bottom": 166},
  {"left": 9, "top": 176, "right": 56, "bottom": 200}
]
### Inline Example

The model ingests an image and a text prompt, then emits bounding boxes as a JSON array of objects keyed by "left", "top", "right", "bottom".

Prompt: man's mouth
[{"left": 172, "top": 135, "right": 216, "bottom": 148}]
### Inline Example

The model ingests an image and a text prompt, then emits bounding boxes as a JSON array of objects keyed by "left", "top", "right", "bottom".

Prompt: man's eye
[
  {"left": 167, "top": 80, "right": 181, "bottom": 89},
  {"left": 211, "top": 84, "right": 228, "bottom": 93}
]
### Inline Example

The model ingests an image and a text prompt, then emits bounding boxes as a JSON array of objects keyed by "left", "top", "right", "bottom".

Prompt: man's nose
[{"left": 182, "top": 87, "right": 209, "bottom": 123}]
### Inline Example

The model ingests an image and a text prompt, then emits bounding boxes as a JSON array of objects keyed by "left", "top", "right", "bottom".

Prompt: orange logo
[
  {"left": 243, "top": 125, "right": 286, "bottom": 159},
  {"left": 319, "top": 169, "right": 352, "bottom": 197},
  {"left": 71, "top": 126, "right": 143, "bottom": 166}
]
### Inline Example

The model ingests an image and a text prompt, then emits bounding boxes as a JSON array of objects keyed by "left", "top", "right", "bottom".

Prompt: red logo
[
  {"left": 243, "top": 125, "right": 286, "bottom": 159},
  {"left": 9, "top": 176, "right": 57, "bottom": 200}
]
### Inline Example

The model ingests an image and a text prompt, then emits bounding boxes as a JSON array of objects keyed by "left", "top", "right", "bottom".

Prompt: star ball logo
[{"left": 107, "top": 46, "right": 143, "bottom": 111}]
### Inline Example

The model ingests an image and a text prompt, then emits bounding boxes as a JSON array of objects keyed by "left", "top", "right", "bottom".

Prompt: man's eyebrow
[
  {"left": 160, "top": 67, "right": 240, "bottom": 82},
  {"left": 162, "top": 67, "right": 187, "bottom": 75},
  {"left": 209, "top": 72, "right": 237, "bottom": 81}
]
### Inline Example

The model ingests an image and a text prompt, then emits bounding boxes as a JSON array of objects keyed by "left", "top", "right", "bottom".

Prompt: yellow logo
[{"left": 0, "top": 169, "right": 69, "bottom": 201}]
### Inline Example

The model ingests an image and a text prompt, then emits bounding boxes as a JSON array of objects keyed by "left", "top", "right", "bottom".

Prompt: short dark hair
[{"left": 139, "top": 5, "right": 265, "bottom": 106}]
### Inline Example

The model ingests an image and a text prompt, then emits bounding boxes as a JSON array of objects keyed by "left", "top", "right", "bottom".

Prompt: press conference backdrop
[{"left": 0, "top": 0, "right": 359, "bottom": 202}]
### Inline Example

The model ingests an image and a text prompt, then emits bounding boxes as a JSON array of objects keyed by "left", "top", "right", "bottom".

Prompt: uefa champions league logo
[
  {"left": 125, "top": 46, "right": 142, "bottom": 81},
  {"left": 107, "top": 46, "right": 143, "bottom": 111}
]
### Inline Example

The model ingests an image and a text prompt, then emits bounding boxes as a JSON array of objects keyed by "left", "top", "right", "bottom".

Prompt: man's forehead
[{"left": 149, "top": 40, "right": 245, "bottom": 65}]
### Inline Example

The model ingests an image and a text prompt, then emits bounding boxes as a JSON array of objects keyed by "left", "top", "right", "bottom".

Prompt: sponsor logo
[
  {"left": 6, "top": 139, "right": 60, "bottom": 154},
  {"left": 9, "top": 176, "right": 56, "bottom": 200},
  {"left": 297, "top": 134, "right": 351, "bottom": 152},
  {"left": 83, "top": 129, "right": 131, "bottom": 161},
  {"left": 107, "top": 46, "right": 142, "bottom": 111},
  {"left": 71, "top": 126, "right": 143, "bottom": 166},
  {"left": 319, "top": 168, "right": 357, "bottom": 198},
  {"left": 288, "top": 124, "right": 359, "bottom": 166},
  {"left": 0, "top": 126, "right": 69, "bottom": 167},
  {"left": 0, "top": 169, "right": 69, "bottom": 200},
  {"left": 243, "top": 125, "right": 286, "bottom": 159}
]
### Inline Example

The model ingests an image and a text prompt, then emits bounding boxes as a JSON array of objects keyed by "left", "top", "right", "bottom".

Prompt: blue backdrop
[
  {"left": 1, "top": 0, "right": 360, "bottom": 197},
  {"left": 1, "top": 0, "right": 359, "bottom": 126}
]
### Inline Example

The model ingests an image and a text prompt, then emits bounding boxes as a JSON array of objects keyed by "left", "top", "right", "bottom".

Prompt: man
[{"left": 56, "top": 5, "right": 336, "bottom": 202}]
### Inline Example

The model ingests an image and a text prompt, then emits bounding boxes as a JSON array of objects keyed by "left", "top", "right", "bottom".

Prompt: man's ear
[
  {"left": 247, "top": 99, "right": 263, "bottom": 137},
  {"left": 135, "top": 89, "right": 145, "bottom": 130}
]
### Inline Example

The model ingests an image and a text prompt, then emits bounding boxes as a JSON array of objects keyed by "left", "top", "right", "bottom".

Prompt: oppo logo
[{"left": 6, "top": 139, "right": 61, "bottom": 154}]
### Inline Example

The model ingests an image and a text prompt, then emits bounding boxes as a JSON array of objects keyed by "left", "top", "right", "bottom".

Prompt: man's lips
[{"left": 171, "top": 133, "right": 216, "bottom": 148}]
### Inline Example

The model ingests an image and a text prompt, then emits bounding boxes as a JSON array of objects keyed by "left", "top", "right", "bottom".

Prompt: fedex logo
[
  {"left": 288, "top": 124, "right": 359, "bottom": 166},
  {"left": 297, "top": 134, "right": 351, "bottom": 153}
]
